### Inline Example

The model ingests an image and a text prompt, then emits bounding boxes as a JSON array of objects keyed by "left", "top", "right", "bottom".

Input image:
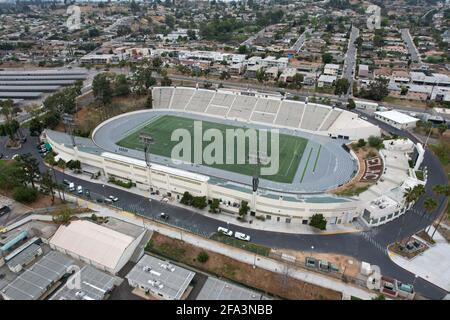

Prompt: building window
[
  {"left": 277, "top": 217, "right": 280, "bottom": 222},
  {"left": 286, "top": 218, "right": 291, "bottom": 223},
  {"left": 380, "top": 216, "right": 386, "bottom": 222},
  {"left": 266, "top": 215, "right": 271, "bottom": 220},
  {"left": 302, "top": 219, "right": 308, "bottom": 224},
  {"left": 387, "top": 214, "right": 393, "bottom": 219}
]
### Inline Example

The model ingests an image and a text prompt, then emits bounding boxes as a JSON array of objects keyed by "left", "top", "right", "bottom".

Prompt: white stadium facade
[{"left": 45, "top": 87, "right": 426, "bottom": 228}]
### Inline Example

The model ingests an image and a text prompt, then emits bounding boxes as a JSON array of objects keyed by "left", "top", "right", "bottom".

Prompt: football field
[{"left": 117, "top": 115, "right": 308, "bottom": 183}]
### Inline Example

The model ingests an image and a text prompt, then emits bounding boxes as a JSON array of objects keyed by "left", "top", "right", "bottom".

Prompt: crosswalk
[{"left": 360, "top": 229, "right": 388, "bottom": 256}]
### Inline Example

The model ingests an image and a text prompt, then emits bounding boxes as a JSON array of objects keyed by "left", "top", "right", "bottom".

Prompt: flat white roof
[
  {"left": 50, "top": 220, "right": 135, "bottom": 271},
  {"left": 374, "top": 110, "right": 419, "bottom": 124}
]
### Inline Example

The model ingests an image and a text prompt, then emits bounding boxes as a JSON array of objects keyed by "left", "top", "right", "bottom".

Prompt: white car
[
  {"left": 77, "top": 186, "right": 83, "bottom": 194},
  {"left": 217, "top": 227, "right": 233, "bottom": 237},
  {"left": 234, "top": 232, "right": 250, "bottom": 242},
  {"left": 361, "top": 116, "right": 368, "bottom": 120},
  {"left": 109, "top": 195, "right": 119, "bottom": 202}
]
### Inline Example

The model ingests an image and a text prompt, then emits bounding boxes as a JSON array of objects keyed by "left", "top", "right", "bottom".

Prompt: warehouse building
[
  {"left": 1, "top": 251, "right": 74, "bottom": 300},
  {"left": 50, "top": 265, "right": 117, "bottom": 300},
  {"left": 126, "top": 254, "right": 195, "bottom": 300},
  {"left": 374, "top": 110, "right": 419, "bottom": 130},
  {"left": 49, "top": 220, "right": 146, "bottom": 275}
]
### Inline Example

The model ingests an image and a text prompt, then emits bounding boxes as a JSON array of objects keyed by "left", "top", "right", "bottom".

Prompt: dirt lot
[
  {"left": 147, "top": 232, "right": 342, "bottom": 300},
  {"left": 275, "top": 248, "right": 361, "bottom": 278}
]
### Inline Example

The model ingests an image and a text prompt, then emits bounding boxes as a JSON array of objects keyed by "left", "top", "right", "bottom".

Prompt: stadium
[{"left": 45, "top": 86, "right": 424, "bottom": 228}]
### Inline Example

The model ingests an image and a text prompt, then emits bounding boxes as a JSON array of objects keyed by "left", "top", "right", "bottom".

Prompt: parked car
[
  {"left": 104, "top": 198, "right": 113, "bottom": 204},
  {"left": 0, "top": 205, "right": 11, "bottom": 217},
  {"left": 96, "top": 198, "right": 104, "bottom": 203},
  {"left": 63, "top": 179, "right": 71, "bottom": 186},
  {"left": 234, "top": 232, "right": 250, "bottom": 242},
  {"left": 85, "top": 189, "right": 90, "bottom": 197},
  {"left": 77, "top": 186, "right": 83, "bottom": 194},
  {"left": 217, "top": 227, "right": 233, "bottom": 237},
  {"left": 68, "top": 182, "right": 75, "bottom": 192},
  {"left": 109, "top": 195, "right": 119, "bottom": 202},
  {"left": 160, "top": 212, "right": 169, "bottom": 220}
]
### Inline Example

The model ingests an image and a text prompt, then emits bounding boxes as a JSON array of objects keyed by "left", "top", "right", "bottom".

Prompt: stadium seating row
[{"left": 152, "top": 87, "right": 345, "bottom": 133}]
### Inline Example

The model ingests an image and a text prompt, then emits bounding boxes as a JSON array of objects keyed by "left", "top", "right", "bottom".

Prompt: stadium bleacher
[{"left": 151, "top": 87, "right": 376, "bottom": 138}]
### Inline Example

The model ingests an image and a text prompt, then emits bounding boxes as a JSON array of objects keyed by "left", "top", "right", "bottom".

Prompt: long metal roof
[
  {"left": 50, "top": 265, "right": 116, "bottom": 300},
  {"left": 0, "top": 69, "right": 87, "bottom": 76},
  {"left": 0, "top": 85, "right": 61, "bottom": 92},
  {"left": 0, "top": 80, "right": 76, "bottom": 86},
  {"left": 0, "top": 92, "right": 42, "bottom": 98},
  {"left": 1, "top": 251, "right": 74, "bottom": 300},
  {"left": 0, "top": 75, "right": 86, "bottom": 81}
]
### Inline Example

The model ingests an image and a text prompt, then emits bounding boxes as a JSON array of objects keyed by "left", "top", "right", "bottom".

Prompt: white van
[{"left": 217, "top": 227, "right": 233, "bottom": 237}]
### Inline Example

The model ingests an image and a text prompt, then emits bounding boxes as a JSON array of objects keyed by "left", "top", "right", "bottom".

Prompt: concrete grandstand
[{"left": 44, "top": 87, "right": 424, "bottom": 229}]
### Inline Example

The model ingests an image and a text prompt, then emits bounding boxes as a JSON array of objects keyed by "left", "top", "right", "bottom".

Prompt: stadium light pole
[{"left": 139, "top": 133, "right": 154, "bottom": 214}]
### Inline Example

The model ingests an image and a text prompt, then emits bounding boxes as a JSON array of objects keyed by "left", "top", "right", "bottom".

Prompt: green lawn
[{"left": 117, "top": 115, "right": 308, "bottom": 183}]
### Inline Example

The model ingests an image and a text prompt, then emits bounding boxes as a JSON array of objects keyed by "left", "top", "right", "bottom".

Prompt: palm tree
[
  {"left": 399, "top": 184, "right": 426, "bottom": 244},
  {"left": 429, "top": 184, "right": 450, "bottom": 238}
]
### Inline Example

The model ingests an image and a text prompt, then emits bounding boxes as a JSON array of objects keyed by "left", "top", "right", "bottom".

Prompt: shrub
[
  {"left": 197, "top": 251, "right": 209, "bottom": 263},
  {"left": 12, "top": 186, "right": 38, "bottom": 203},
  {"left": 309, "top": 213, "right": 327, "bottom": 230},
  {"left": 108, "top": 176, "right": 133, "bottom": 188},
  {"left": 368, "top": 136, "right": 384, "bottom": 150}
]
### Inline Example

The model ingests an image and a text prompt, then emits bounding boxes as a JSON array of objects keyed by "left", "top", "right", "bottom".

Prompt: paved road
[
  {"left": 401, "top": 28, "right": 421, "bottom": 64},
  {"left": 290, "top": 28, "right": 312, "bottom": 53},
  {"left": 341, "top": 26, "right": 359, "bottom": 99},
  {"left": 0, "top": 123, "right": 448, "bottom": 299}
]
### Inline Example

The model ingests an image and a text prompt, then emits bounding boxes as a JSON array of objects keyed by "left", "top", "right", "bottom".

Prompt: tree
[
  {"left": 12, "top": 186, "right": 38, "bottom": 203},
  {"left": 357, "top": 139, "right": 366, "bottom": 148},
  {"left": 368, "top": 136, "right": 384, "bottom": 150},
  {"left": 429, "top": 184, "right": 450, "bottom": 238},
  {"left": 192, "top": 196, "right": 207, "bottom": 209},
  {"left": 347, "top": 98, "right": 356, "bottom": 110},
  {"left": 197, "top": 251, "right": 209, "bottom": 263},
  {"left": 209, "top": 198, "right": 220, "bottom": 213},
  {"left": 239, "top": 200, "right": 250, "bottom": 216},
  {"left": 238, "top": 45, "right": 248, "bottom": 54},
  {"left": 29, "top": 118, "right": 43, "bottom": 136},
  {"left": 256, "top": 69, "right": 267, "bottom": 83},
  {"left": 322, "top": 52, "right": 333, "bottom": 64},
  {"left": 220, "top": 71, "right": 230, "bottom": 80},
  {"left": 92, "top": 73, "right": 113, "bottom": 106},
  {"left": 114, "top": 74, "right": 130, "bottom": 97},
  {"left": 360, "top": 78, "right": 389, "bottom": 101},
  {"left": 52, "top": 205, "right": 73, "bottom": 225},
  {"left": 309, "top": 214, "right": 327, "bottom": 230},
  {"left": 334, "top": 78, "right": 350, "bottom": 96},
  {"left": 133, "top": 64, "right": 156, "bottom": 95},
  {"left": 40, "top": 170, "right": 57, "bottom": 205},
  {"left": 145, "top": 93, "right": 153, "bottom": 109},
  {"left": 180, "top": 191, "right": 193, "bottom": 205},
  {"left": 15, "top": 153, "right": 40, "bottom": 188}
]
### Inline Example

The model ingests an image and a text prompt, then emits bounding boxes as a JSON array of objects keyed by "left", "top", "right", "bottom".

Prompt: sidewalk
[
  {"left": 6, "top": 195, "right": 378, "bottom": 300},
  {"left": 60, "top": 168, "right": 364, "bottom": 235},
  {"left": 388, "top": 226, "right": 450, "bottom": 292}
]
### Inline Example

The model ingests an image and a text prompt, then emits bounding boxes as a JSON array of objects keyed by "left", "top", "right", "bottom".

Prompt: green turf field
[{"left": 117, "top": 115, "right": 308, "bottom": 183}]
